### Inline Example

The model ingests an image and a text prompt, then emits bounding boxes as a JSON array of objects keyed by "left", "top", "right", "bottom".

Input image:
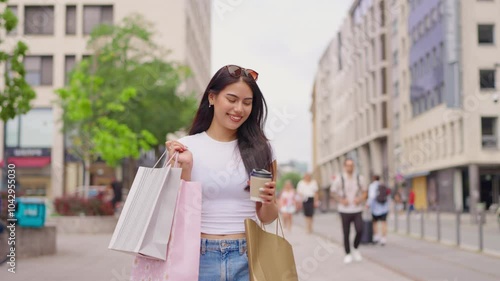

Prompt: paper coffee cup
[{"left": 250, "top": 169, "right": 272, "bottom": 202}]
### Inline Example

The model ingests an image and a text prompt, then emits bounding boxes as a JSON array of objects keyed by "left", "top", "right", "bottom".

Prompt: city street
[
  {"left": 2, "top": 212, "right": 499, "bottom": 280},
  {"left": 0, "top": 222, "right": 412, "bottom": 281},
  {"left": 295, "top": 212, "right": 500, "bottom": 281}
]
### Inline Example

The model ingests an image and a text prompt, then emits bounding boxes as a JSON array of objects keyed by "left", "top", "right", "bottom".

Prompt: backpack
[
  {"left": 341, "top": 174, "right": 361, "bottom": 198},
  {"left": 376, "top": 184, "right": 389, "bottom": 203}
]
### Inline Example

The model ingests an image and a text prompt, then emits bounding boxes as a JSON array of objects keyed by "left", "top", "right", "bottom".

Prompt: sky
[{"left": 211, "top": 0, "right": 352, "bottom": 171}]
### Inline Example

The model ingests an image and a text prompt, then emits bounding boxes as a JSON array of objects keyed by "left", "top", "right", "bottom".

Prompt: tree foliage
[
  {"left": 0, "top": 1, "right": 35, "bottom": 122},
  {"left": 277, "top": 172, "right": 303, "bottom": 191},
  {"left": 56, "top": 14, "right": 197, "bottom": 168}
]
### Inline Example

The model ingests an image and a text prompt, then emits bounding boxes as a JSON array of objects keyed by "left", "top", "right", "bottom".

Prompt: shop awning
[{"left": 7, "top": 157, "right": 51, "bottom": 168}]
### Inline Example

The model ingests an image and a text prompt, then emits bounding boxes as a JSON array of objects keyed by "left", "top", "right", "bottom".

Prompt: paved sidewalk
[
  {"left": 295, "top": 212, "right": 500, "bottom": 281},
  {"left": 271, "top": 224, "right": 411, "bottom": 281},
  {"left": 0, "top": 233, "right": 134, "bottom": 281},
  {"left": 1, "top": 223, "right": 412, "bottom": 281},
  {"left": 388, "top": 211, "right": 500, "bottom": 254}
]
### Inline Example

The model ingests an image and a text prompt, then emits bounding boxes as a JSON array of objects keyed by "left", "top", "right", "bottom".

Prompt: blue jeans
[{"left": 199, "top": 238, "right": 249, "bottom": 281}]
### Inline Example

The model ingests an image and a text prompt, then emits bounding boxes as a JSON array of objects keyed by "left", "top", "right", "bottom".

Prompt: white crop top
[{"left": 178, "top": 132, "right": 275, "bottom": 235}]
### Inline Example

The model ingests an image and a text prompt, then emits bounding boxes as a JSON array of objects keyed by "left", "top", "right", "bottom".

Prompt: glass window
[
  {"left": 478, "top": 24, "right": 494, "bottom": 44},
  {"left": 480, "top": 69, "right": 496, "bottom": 89},
  {"left": 24, "top": 56, "right": 53, "bottom": 86},
  {"left": 379, "top": 0, "right": 385, "bottom": 27},
  {"left": 380, "top": 34, "right": 386, "bottom": 60},
  {"left": 481, "top": 117, "right": 497, "bottom": 148},
  {"left": 394, "top": 81, "right": 399, "bottom": 97},
  {"left": 65, "top": 55, "right": 76, "bottom": 85},
  {"left": 392, "top": 19, "right": 398, "bottom": 35},
  {"left": 83, "top": 5, "right": 114, "bottom": 35},
  {"left": 5, "top": 116, "right": 20, "bottom": 147},
  {"left": 425, "top": 53, "right": 430, "bottom": 73},
  {"left": 24, "top": 6, "right": 54, "bottom": 35},
  {"left": 20, "top": 109, "right": 53, "bottom": 148},
  {"left": 5, "top": 109, "right": 53, "bottom": 148},
  {"left": 66, "top": 5, "right": 77, "bottom": 35},
  {"left": 381, "top": 67, "right": 387, "bottom": 94}
]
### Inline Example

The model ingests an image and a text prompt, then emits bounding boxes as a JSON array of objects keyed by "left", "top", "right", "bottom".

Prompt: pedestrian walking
[
  {"left": 408, "top": 187, "right": 416, "bottom": 214},
  {"left": 164, "top": 65, "right": 279, "bottom": 281},
  {"left": 330, "top": 158, "right": 367, "bottom": 264},
  {"left": 110, "top": 178, "right": 123, "bottom": 212},
  {"left": 367, "top": 175, "right": 390, "bottom": 245},
  {"left": 297, "top": 173, "right": 319, "bottom": 234},
  {"left": 279, "top": 180, "right": 297, "bottom": 232}
]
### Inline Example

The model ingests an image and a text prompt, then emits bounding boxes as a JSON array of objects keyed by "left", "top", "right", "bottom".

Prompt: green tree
[
  {"left": 56, "top": 15, "right": 196, "bottom": 189},
  {"left": 277, "top": 172, "right": 302, "bottom": 191},
  {"left": 84, "top": 15, "right": 197, "bottom": 156},
  {"left": 0, "top": 2, "right": 35, "bottom": 123}
]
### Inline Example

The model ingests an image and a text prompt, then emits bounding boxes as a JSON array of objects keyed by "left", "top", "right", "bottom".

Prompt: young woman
[
  {"left": 279, "top": 180, "right": 297, "bottom": 232},
  {"left": 166, "top": 65, "right": 278, "bottom": 281},
  {"left": 297, "top": 173, "right": 319, "bottom": 234}
]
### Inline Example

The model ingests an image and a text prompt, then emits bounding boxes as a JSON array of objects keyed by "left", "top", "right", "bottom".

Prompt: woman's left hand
[{"left": 259, "top": 181, "right": 276, "bottom": 204}]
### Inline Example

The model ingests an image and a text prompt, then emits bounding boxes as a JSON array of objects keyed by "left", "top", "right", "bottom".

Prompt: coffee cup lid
[{"left": 251, "top": 169, "right": 272, "bottom": 177}]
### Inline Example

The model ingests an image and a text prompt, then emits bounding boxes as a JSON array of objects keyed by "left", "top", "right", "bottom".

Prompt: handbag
[
  {"left": 130, "top": 180, "right": 202, "bottom": 280},
  {"left": 108, "top": 151, "right": 181, "bottom": 260},
  {"left": 244, "top": 217, "right": 299, "bottom": 281}
]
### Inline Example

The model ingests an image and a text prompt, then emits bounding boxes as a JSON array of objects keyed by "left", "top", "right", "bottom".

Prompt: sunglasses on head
[{"left": 225, "top": 65, "right": 259, "bottom": 81}]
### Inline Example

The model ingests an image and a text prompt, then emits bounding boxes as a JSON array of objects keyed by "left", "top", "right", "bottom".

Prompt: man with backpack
[
  {"left": 367, "top": 175, "right": 390, "bottom": 245},
  {"left": 330, "top": 158, "right": 367, "bottom": 264}
]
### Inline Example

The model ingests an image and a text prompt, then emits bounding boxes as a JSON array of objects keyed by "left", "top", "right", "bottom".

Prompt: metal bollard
[
  {"left": 437, "top": 205, "right": 441, "bottom": 242},
  {"left": 395, "top": 207, "right": 399, "bottom": 232},
  {"left": 456, "top": 210, "right": 461, "bottom": 246},
  {"left": 479, "top": 210, "right": 484, "bottom": 251},
  {"left": 420, "top": 210, "right": 425, "bottom": 239},
  {"left": 407, "top": 211, "right": 410, "bottom": 235}
]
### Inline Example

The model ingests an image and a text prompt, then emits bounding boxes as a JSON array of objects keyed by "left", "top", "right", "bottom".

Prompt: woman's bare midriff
[{"left": 201, "top": 233, "right": 246, "bottom": 239}]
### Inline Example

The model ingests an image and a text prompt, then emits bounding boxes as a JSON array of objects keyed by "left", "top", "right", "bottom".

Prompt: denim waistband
[{"left": 200, "top": 238, "right": 247, "bottom": 255}]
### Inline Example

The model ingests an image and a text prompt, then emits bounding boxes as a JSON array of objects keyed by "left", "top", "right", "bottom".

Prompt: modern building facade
[
  {"left": 0, "top": 0, "right": 212, "bottom": 199},
  {"left": 313, "top": 0, "right": 500, "bottom": 213},
  {"left": 389, "top": 0, "right": 410, "bottom": 203},
  {"left": 401, "top": 0, "right": 500, "bottom": 212},
  {"left": 312, "top": 0, "right": 393, "bottom": 188}
]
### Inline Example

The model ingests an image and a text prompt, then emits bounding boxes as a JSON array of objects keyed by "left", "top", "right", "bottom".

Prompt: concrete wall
[
  {"left": 49, "top": 216, "right": 118, "bottom": 234},
  {"left": 16, "top": 225, "right": 57, "bottom": 258}
]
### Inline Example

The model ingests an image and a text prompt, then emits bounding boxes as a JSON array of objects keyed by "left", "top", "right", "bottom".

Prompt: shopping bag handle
[
  {"left": 153, "top": 150, "right": 179, "bottom": 168},
  {"left": 260, "top": 215, "right": 285, "bottom": 239}
]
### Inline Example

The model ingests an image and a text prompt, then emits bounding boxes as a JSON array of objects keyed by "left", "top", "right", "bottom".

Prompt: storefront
[
  {"left": 2, "top": 108, "right": 54, "bottom": 197},
  {"left": 479, "top": 167, "right": 500, "bottom": 210},
  {"left": 1, "top": 148, "right": 51, "bottom": 197},
  {"left": 412, "top": 176, "right": 428, "bottom": 211}
]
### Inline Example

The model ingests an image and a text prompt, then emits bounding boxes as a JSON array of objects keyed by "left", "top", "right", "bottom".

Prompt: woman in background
[
  {"left": 279, "top": 180, "right": 297, "bottom": 232},
  {"left": 297, "top": 173, "right": 319, "bottom": 234}
]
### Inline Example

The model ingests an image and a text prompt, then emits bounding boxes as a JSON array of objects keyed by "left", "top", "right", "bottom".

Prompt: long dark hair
[{"left": 189, "top": 65, "right": 274, "bottom": 185}]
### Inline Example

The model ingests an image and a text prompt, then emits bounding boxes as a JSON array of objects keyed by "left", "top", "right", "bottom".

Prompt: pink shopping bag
[{"left": 130, "top": 180, "right": 202, "bottom": 281}]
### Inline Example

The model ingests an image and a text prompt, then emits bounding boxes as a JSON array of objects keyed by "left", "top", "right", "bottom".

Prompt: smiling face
[{"left": 208, "top": 80, "right": 253, "bottom": 134}]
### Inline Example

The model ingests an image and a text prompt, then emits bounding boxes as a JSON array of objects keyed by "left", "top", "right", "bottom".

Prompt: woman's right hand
[{"left": 165, "top": 140, "right": 193, "bottom": 172}]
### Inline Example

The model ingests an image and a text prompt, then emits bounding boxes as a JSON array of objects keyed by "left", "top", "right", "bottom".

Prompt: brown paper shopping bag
[{"left": 244, "top": 217, "right": 299, "bottom": 281}]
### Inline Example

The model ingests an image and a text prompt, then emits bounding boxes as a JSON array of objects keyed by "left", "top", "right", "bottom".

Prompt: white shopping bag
[{"left": 108, "top": 152, "right": 181, "bottom": 260}]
